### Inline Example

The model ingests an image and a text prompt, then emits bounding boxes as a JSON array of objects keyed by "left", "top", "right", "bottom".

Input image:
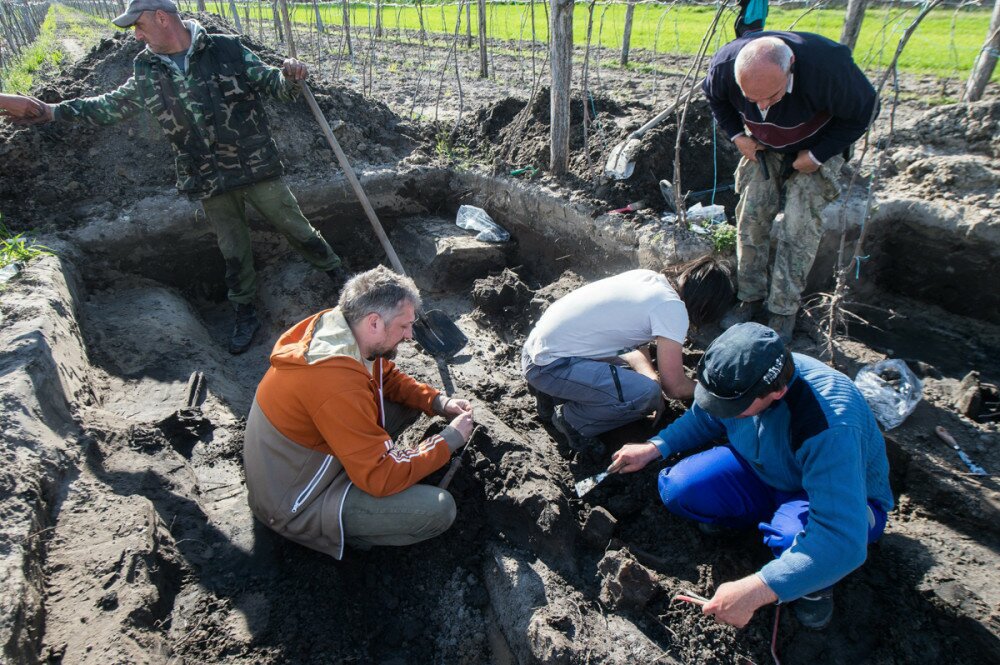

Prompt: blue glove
[{"left": 758, "top": 499, "right": 809, "bottom": 557}]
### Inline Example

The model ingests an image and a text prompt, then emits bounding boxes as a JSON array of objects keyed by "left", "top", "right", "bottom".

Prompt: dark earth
[{"left": 1, "top": 10, "right": 998, "bottom": 665}]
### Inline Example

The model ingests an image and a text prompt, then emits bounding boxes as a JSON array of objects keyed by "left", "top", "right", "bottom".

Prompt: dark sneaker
[
  {"left": 721, "top": 300, "right": 764, "bottom": 328},
  {"left": 794, "top": 588, "right": 834, "bottom": 630},
  {"left": 768, "top": 312, "right": 796, "bottom": 344},
  {"left": 697, "top": 521, "right": 730, "bottom": 536},
  {"left": 551, "top": 405, "right": 603, "bottom": 455},
  {"left": 229, "top": 303, "right": 261, "bottom": 355},
  {"left": 534, "top": 390, "right": 555, "bottom": 421}
]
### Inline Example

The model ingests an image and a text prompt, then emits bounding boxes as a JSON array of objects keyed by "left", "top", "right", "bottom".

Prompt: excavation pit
[{"left": 2, "top": 167, "right": 999, "bottom": 665}]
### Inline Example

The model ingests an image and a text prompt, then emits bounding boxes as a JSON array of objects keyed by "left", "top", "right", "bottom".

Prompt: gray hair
[
  {"left": 338, "top": 265, "right": 422, "bottom": 325},
  {"left": 735, "top": 37, "right": 793, "bottom": 80}
]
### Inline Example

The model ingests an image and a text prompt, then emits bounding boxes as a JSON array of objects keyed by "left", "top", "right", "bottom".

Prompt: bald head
[{"left": 734, "top": 37, "right": 794, "bottom": 111}]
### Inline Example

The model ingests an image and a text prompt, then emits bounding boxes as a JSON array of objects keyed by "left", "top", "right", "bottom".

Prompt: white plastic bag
[
  {"left": 685, "top": 203, "right": 727, "bottom": 225},
  {"left": 855, "top": 359, "right": 923, "bottom": 430},
  {"left": 456, "top": 205, "right": 510, "bottom": 243}
]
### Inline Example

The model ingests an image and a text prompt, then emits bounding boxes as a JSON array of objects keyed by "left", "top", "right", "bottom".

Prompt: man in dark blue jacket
[{"left": 703, "top": 32, "right": 877, "bottom": 341}]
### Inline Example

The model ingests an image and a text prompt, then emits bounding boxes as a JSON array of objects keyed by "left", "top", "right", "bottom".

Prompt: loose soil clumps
[
  {"left": 2, "top": 16, "right": 1000, "bottom": 665},
  {"left": 0, "top": 12, "right": 411, "bottom": 230}
]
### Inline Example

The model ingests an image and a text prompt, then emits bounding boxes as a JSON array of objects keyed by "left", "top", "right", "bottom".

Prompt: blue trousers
[
  {"left": 658, "top": 446, "right": 887, "bottom": 558},
  {"left": 524, "top": 356, "right": 661, "bottom": 436}
]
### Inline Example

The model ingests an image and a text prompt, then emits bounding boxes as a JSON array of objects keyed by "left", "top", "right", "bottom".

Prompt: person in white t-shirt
[{"left": 522, "top": 256, "right": 734, "bottom": 452}]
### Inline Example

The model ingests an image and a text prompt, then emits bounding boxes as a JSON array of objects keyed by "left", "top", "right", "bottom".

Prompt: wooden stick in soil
[{"left": 277, "top": 0, "right": 405, "bottom": 274}]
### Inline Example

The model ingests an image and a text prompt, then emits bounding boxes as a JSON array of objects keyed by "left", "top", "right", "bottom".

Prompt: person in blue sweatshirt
[
  {"left": 610, "top": 323, "right": 892, "bottom": 629},
  {"left": 703, "top": 32, "right": 878, "bottom": 341}
]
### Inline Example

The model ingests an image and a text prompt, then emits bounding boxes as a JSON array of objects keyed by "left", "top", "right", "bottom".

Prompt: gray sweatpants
[
  {"left": 525, "top": 356, "right": 661, "bottom": 436},
  {"left": 340, "top": 401, "right": 456, "bottom": 549}
]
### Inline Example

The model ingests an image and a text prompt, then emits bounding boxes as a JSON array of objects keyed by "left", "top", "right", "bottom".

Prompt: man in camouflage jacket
[{"left": 33, "top": 0, "right": 347, "bottom": 354}]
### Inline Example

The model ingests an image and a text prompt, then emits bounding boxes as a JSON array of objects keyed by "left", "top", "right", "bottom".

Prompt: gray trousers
[
  {"left": 525, "top": 356, "right": 661, "bottom": 436},
  {"left": 341, "top": 402, "right": 456, "bottom": 549}
]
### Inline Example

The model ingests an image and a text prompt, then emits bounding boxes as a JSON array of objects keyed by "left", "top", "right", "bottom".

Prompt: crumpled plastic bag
[
  {"left": 685, "top": 203, "right": 727, "bottom": 224},
  {"left": 854, "top": 359, "right": 923, "bottom": 430},
  {"left": 456, "top": 205, "right": 510, "bottom": 243}
]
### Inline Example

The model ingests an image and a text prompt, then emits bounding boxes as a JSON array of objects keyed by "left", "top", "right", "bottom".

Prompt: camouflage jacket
[{"left": 55, "top": 21, "right": 299, "bottom": 199}]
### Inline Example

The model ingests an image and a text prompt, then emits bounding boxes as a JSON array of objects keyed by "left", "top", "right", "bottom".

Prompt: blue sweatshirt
[
  {"left": 649, "top": 354, "right": 893, "bottom": 601},
  {"left": 703, "top": 31, "right": 878, "bottom": 163}
]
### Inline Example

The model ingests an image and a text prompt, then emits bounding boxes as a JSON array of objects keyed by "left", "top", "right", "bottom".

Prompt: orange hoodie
[{"left": 253, "top": 308, "right": 457, "bottom": 498}]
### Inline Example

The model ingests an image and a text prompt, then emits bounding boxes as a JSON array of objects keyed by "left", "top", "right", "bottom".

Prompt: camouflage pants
[
  {"left": 734, "top": 152, "right": 844, "bottom": 316},
  {"left": 202, "top": 178, "right": 342, "bottom": 305}
]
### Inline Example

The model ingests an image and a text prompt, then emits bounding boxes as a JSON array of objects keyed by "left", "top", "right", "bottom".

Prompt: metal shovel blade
[
  {"left": 413, "top": 309, "right": 467, "bottom": 358},
  {"left": 604, "top": 138, "right": 641, "bottom": 180},
  {"left": 575, "top": 471, "right": 609, "bottom": 498}
]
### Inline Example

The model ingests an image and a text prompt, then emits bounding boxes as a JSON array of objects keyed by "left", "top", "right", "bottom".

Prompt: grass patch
[
  {"left": 0, "top": 5, "right": 110, "bottom": 92},
  {"left": 0, "top": 220, "right": 53, "bottom": 270},
  {"left": 710, "top": 223, "right": 737, "bottom": 254},
  {"left": 182, "top": 1, "right": 998, "bottom": 80}
]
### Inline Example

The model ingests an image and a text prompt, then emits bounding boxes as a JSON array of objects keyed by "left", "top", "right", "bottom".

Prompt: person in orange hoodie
[{"left": 245, "top": 266, "right": 475, "bottom": 559}]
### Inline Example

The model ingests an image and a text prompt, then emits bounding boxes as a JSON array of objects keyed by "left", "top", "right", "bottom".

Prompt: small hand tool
[
  {"left": 935, "top": 425, "right": 988, "bottom": 475},
  {"left": 609, "top": 200, "right": 645, "bottom": 214}
]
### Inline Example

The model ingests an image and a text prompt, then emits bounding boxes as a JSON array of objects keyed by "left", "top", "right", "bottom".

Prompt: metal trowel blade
[{"left": 574, "top": 471, "right": 609, "bottom": 498}]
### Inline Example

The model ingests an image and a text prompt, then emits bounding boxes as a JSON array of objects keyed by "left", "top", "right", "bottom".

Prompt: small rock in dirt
[
  {"left": 582, "top": 506, "right": 618, "bottom": 546},
  {"left": 96, "top": 591, "right": 119, "bottom": 611},
  {"left": 597, "top": 549, "right": 658, "bottom": 611},
  {"left": 472, "top": 268, "right": 533, "bottom": 317},
  {"left": 953, "top": 371, "right": 983, "bottom": 419}
]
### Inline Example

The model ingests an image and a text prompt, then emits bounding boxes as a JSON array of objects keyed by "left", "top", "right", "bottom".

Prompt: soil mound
[
  {"left": 458, "top": 88, "right": 741, "bottom": 213},
  {"left": 0, "top": 12, "right": 411, "bottom": 230},
  {"left": 895, "top": 98, "right": 1000, "bottom": 157}
]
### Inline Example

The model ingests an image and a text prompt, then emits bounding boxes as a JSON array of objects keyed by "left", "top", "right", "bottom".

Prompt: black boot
[
  {"left": 229, "top": 303, "right": 261, "bottom": 355},
  {"left": 326, "top": 265, "right": 350, "bottom": 293}
]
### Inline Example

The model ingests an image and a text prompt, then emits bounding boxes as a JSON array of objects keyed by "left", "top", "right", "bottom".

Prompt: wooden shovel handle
[{"left": 277, "top": 0, "right": 407, "bottom": 276}]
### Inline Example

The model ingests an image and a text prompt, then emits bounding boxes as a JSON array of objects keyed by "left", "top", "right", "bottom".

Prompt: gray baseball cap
[
  {"left": 694, "top": 322, "right": 791, "bottom": 419},
  {"left": 113, "top": 0, "right": 179, "bottom": 28}
]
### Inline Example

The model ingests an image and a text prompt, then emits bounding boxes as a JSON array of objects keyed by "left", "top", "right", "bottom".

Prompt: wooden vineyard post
[
  {"left": 621, "top": 0, "right": 635, "bottom": 66},
  {"left": 197, "top": 0, "right": 206, "bottom": 11},
  {"left": 965, "top": 0, "right": 1000, "bottom": 102},
  {"left": 477, "top": 0, "right": 488, "bottom": 78},
  {"left": 465, "top": 0, "right": 471, "bottom": 48},
  {"left": 312, "top": 0, "right": 325, "bottom": 34},
  {"left": 839, "top": 0, "right": 867, "bottom": 51},
  {"left": 272, "top": 0, "right": 283, "bottom": 42},
  {"left": 375, "top": 0, "right": 382, "bottom": 38},
  {"left": 228, "top": 0, "right": 243, "bottom": 32},
  {"left": 550, "top": 0, "right": 574, "bottom": 174},
  {"left": 342, "top": 0, "right": 353, "bottom": 56}
]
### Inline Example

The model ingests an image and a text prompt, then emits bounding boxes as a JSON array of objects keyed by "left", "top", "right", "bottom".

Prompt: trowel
[
  {"left": 935, "top": 426, "right": 988, "bottom": 475},
  {"left": 575, "top": 460, "right": 625, "bottom": 498},
  {"left": 574, "top": 471, "right": 609, "bottom": 498}
]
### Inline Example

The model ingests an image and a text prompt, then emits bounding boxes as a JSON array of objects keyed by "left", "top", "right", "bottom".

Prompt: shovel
[
  {"left": 278, "top": 0, "right": 467, "bottom": 358},
  {"left": 604, "top": 89, "right": 695, "bottom": 180}
]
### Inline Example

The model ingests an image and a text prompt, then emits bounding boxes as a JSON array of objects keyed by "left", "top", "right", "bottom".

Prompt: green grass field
[
  {"left": 178, "top": 1, "right": 997, "bottom": 79},
  {"left": 0, "top": 4, "right": 109, "bottom": 92}
]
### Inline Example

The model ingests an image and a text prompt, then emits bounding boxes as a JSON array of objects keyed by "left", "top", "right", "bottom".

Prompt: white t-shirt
[{"left": 523, "top": 269, "right": 689, "bottom": 367}]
